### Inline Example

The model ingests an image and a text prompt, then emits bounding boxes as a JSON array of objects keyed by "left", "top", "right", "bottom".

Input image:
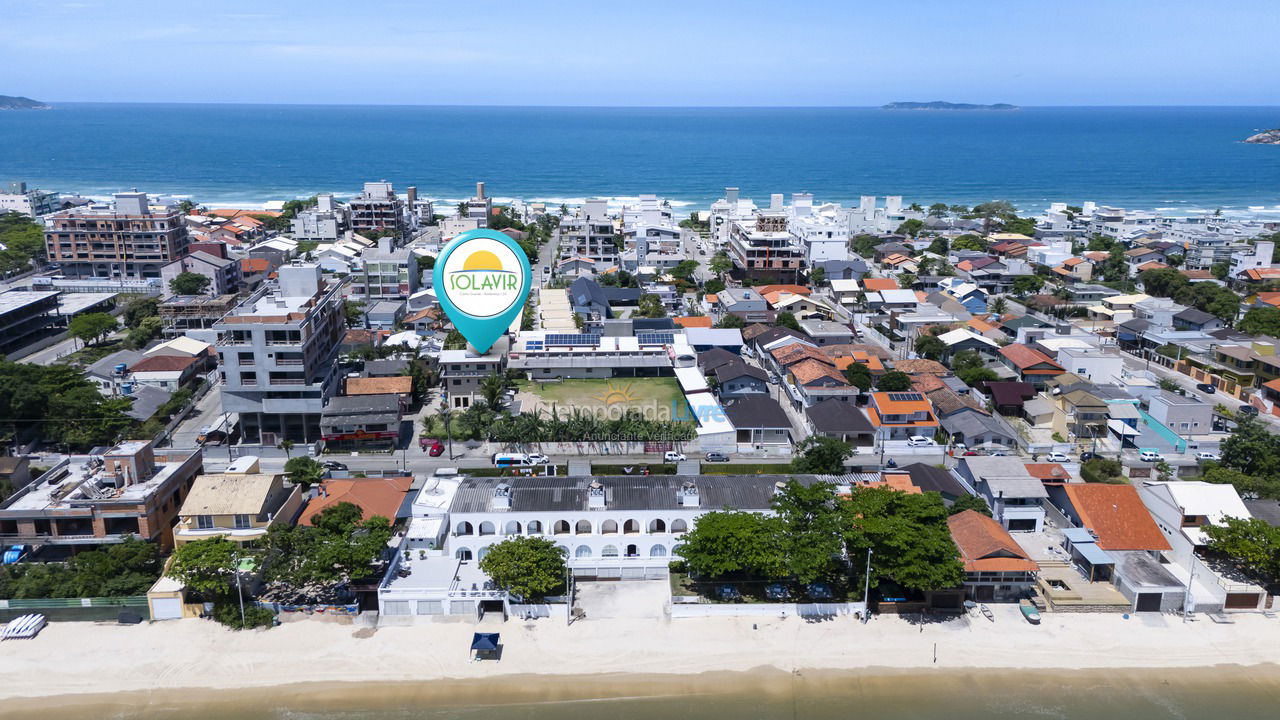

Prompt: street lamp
[{"left": 862, "top": 548, "right": 873, "bottom": 624}]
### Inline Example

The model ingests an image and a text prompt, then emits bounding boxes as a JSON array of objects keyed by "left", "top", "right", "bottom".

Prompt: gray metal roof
[{"left": 450, "top": 475, "right": 820, "bottom": 514}]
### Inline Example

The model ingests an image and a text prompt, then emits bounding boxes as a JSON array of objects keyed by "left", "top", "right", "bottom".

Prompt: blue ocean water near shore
[{"left": 2, "top": 104, "right": 1279, "bottom": 212}]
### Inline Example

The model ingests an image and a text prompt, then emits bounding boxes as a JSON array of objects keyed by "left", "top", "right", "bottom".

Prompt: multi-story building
[
  {"left": 291, "top": 193, "right": 349, "bottom": 243},
  {"left": 865, "top": 390, "right": 940, "bottom": 441},
  {"left": 506, "top": 330, "right": 694, "bottom": 381},
  {"left": 351, "top": 237, "right": 419, "bottom": 301},
  {"left": 1230, "top": 241, "right": 1275, "bottom": 279},
  {"left": 214, "top": 263, "right": 346, "bottom": 443},
  {"left": 560, "top": 199, "right": 617, "bottom": 266},
  {"left": 173, "top": 456, "right": 303, "bottom": 546},
  {"left": 0, "top": 182, "right": 60, "bottom": 217},
  {"left": 158, "top": 294, "right": 240, "bottom": 341},
  {"left": 0, "top": 439, "right": 201, "bottom": 551},
  {"left": 44, "top": 192, "right": 190, "bottom": 279},
  {"left": 465, "top": 181, "right": 492, "bottom": 228},
  {"left": 160, "top": 250, "right": 241, "bottom": 296},
  {"left": 439, "top": 339, "right": 508, "bottom": 409},
  {"left": 0, "top": 290, "right": 60, "bottom": 356},
  {"left": 727, "top": 207, "right": 805, "bottom": 283},
  {"left": 349, "top": 182, "right": 406, "bottom": 238},
  {"left": 786, "top": 193, "right": 849, "bottom": 263}
]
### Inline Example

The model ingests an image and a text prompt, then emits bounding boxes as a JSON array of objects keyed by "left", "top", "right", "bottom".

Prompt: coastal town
[{"left": 1, "top": 179, "right": 1280, "bottom": 694}]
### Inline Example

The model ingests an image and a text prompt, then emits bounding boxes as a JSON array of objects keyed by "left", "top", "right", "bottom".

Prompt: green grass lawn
[{"left": 518, "top": 377, "right": 687, "bottom": 417}]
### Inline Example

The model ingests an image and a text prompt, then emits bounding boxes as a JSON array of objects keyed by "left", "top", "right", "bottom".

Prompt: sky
[{"left": 2, "top": 0, "right": 1278, "bottom": 106}]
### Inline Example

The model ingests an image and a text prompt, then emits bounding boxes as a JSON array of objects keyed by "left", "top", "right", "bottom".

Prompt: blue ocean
[{"left": 2, "top": 104, "right": 1279, "bottom": 213}]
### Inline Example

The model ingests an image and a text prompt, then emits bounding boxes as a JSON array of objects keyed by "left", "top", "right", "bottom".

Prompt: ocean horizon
[{"left": 2, "top": 103, "right": 1279, "bottom": 213}]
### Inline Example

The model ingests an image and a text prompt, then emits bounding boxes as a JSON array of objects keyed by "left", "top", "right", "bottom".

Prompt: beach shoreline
[{"left": 2, "top": 604, "right": 1280, "bottom": 717}]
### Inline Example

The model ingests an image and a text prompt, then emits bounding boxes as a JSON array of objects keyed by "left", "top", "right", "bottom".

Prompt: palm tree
[
  {"left": 438, "top": 400, "right": 454, "bottom": 459},
  {"left": 990, "top": 296, "right": 1009, "bottom": 315},
  {"left": 277, "top": 439, "right": 294, "bottom": 458},
  {"left": 480, "top": 372, "right": 507, "bottom": 410}
]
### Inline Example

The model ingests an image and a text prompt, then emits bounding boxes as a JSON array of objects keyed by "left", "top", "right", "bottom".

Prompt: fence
[
  {"left": 0, "top": 595, "right": 150, "bottom": 623},
  {"left": 669, "top": 600, "right": 867, "bottom": 619}
]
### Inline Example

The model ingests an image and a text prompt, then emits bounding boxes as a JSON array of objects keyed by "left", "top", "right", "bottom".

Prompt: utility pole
[{"left": 862, "top": 549, "right": 873, "bottom": 623}]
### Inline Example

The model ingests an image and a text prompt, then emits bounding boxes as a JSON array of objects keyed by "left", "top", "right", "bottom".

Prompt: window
[
  {"left": 233, "top": 514, "right": 251, "bottom": 529},
  {"left": 455, "top": 547, "right": 472, "bottom": 560},
  {"left": 601, "top": 545, "right": 619, "bottom": 558},
  {"left": 575, "top": 545, "right": 592, "bottom": 558},
  {"left": 196, "top": 515, "right": 214, "bottom": 529},
  {"left": 649, "top": 544, "right": 667, "bottom": 557}
]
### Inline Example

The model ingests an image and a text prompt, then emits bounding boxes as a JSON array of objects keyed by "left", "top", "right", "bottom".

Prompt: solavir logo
[
  {"left": 439, "top": 238, "right": 526, "bottom": 319},
  {"left": 447, "top": 249, "right": 519, "bottom": 292}
]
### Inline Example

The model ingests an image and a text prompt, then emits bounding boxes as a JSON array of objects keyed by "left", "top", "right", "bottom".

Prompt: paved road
[{"left": 1120, "top": 350, "right": 1276, "bottom": 430}]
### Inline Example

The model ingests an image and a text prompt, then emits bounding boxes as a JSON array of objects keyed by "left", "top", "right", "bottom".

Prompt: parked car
[
  {"left": 1080, "top": 451, "right": 1099, "bottom": 462},
  {"left": 1196, "top": 383, "right": 1215, "bottom": 394},
  {"left": 988, "top": 450, "right": 1008, "bottom": 457},
  {"left": 907, "top": 435, "right": 933, "bottom": 447},
  {"left": 1195, "top": 451, "right": 1221, "bottom": 461},
  {"left": 322, "top": 460, "right": 348, "bottom": 471},
  {"left": 716, "top": 585, "right": 742, "bottom": 602},
  {"left": 704, "top": 451, "right": 730, "bottom": 462},
  {"left": 767, "top": 373, "right": 781, "bottom": 384},
  {"left": 1239, "top": 405, "right": 1259, "bottom": 416},
  {"left": 428, "top": 441, "right": 445, "bottom": 457},
  {"left": 963, "top": 450, "right": 980, "bottom": 456},
  {"left": 764, "top": 583, "right": 791, "bottom": 601},
  {"left": 663, "top": 451, "right": 686, "bottom": 462},
  {"left": 1139, "top": 449, "right": 1163, "bottom": 462},
  {"left": 1046, "top": 451, "right": 1070, "bottom": 463}
]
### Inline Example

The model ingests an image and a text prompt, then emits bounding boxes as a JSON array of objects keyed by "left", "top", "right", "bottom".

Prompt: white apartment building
[
  {"left": 787, "top": 193, "right": 849, "bottom": 263},
  {"left": 291, "top": 194, "right": 349, "bottom": 243},
  {"left": 465, "top": 181, "right": 492, "bottom": 228},
  {"left": 1230, "top": 241, "right": 1275, "bottom": 278},
  {"left": 0, "top": 182, "right": 60, "bottom": 217},
  {"left": 559, "top": 199, "right": 617, "bottom": 266}
]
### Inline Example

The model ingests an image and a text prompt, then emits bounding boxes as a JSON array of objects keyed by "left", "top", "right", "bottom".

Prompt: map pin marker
[{"left": 433, "top": 228, "right": 532, "bottom": 354}]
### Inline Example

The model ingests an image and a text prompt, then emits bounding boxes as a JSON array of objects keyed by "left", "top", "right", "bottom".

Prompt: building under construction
[{"left": 158, "top": 294, "right": 239, "bottom": 341}]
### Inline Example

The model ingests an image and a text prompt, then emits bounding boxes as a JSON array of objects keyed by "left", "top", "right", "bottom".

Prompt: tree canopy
[
  {"left": 948, "top": 493, "right": 991, "bottom": 516},
  {"left": 770, "top": 479, "right": 846, "bottom": 583},
  {"left": 675, "top": 510, "right": 785, "bottom": 579},
  {"left": 0, "top": 536, "right": 159, "bottom": 599},
  {"left": 1239, "top": 307, "right": 1280, "bottom": 336},
  {"left": 0, "top": 359, "right": 134, "bottom": 449},
  {"left": 775, "top": 312, "right": 800, "bottom": 331},
  {"left": 0, "top": 212, "right": 46, "bottom": 275},
  {"left": 259, "top": 502, "right": 393, "bottom": 604},
  {"left": 841, "top": 487, "right": 965, "bottom": 593},
  {"left": 1203, "top": 517, "right": 1280, "bottom": 590},
  {"left": 284, "top": 456, "right": 325, "bottom": 489},
  {"left": 952, "top": 349, "right": 998, "bottom": 387},
  {"left": 637, "top": 294, "right": 666, "bottom": 318},
  {"left": 875, "top": 371, "right": 913, "bottom": 391},
  {"left": 914, "top": 334, "right": 947, "bottom": 361},
  {"left": 169, "top": 271, "right": 212, "bottom": 296},
  {"left": 478, "top": 536, "right": 567, "bottom": 601},
  {"left": 791, "top": 436, "right": 852, "bottom": 475},
  {"left": 166, "top": 537, "right": 241, "bottom": 595},
  {"left": 68, "top": 312, "right": 118, "bottom": 346}
]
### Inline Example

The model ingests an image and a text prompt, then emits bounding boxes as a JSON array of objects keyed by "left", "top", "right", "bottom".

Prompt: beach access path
[{"left": 1, "top": 605, "right": 1278, "bottom": 702}]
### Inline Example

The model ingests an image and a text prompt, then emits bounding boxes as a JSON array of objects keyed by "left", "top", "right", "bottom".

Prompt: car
[
  {"left": 428, "top": 441, "right": 445, "bottom": 457},
  {"left": 716, "top": 584, "right": 742, "bottom": 602},
  {"left": 1046, "top": 451, "right": 1070, "bottom": 463},
  {"left": 663, "top": 451, "right": 686, "bottom": 462},
  {"left": 321, "top": 460, "right": 347, "bottom": 471},
  {"left": 1195, "top": 451, "right": 1221, "bottom": 461},
  {"left": 1238, "top": 405, "right": 1259, "bottom": 416},
  {"left": 764, "top": 583, "right": 791, "bottom": 601},
  {"left": 1080, "top": 451, "right": 1099, "bottom": 462},
  {"left": 907, "top": 435, "right": 933, "bottom": 447},
  {"left": 767, "top": 373, "right": 780, "bottom": 385},
  {"left": 1139, "top": 450, "right": 1163, "bottom": 462},
  {"left": 963, "top": 450, "right": 980, "bottom": 456},
  {"left": 704, "top": 451, "right": 730, "bottom": 462},
  {"left": 1196, "top": 383, "right": 1215, "bottom": 394},
  {"left": 525, "top": 453, "right": 550, "bottom": 465},
  {"left": 988, "top": 450, "right": 1008, "bottom": 457},
  {"left": 953, "top": 442, "right": 968, "bottom": 452}
]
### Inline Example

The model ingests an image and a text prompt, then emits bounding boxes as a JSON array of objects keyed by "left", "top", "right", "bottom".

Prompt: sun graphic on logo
[
  {"left": 592, "top": 381, "right": 638, "bottom": 407},
  {"left": 461, "top": 250, "right": 504, "bottom": 272}
]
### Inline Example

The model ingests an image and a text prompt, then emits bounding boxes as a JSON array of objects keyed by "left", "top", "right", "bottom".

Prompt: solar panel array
[
  {"left": 524, "top": 341, "right": 544, "bottom": 350},
  {"left": 637, "top": 332, "right": 675, "bottom": 345},
  {"left": 544, "top": 333, "right": 601, "bottom": 346},
  {"left": 886, "top": 392, "right": 924, "bottom": 402}
]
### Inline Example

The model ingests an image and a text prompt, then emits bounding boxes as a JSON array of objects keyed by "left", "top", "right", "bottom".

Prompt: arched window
[
  {"left": 557, "top": 545, "right": 570, "bottom": 557},
  {"left": 478, "top": 521, "right": 495, "bottom": 536},
  {"left": 650, "top": 544, "right": 667, "bottom": 557},
  {"left": 575, "top": 545, "right": 592, "bottom": 558},
  {"left": 601, "top": 519, "right": 618, "bottom": 534},
  {"left": 527, "top": 520, "right": 543, "bottom": 534},
  {"left": 553, "top": 520, "right": 571, "bottom": 535},
  {"left": 575, "top": 519, "right": 593, "bottom": 535},
  {"left": 671, "top": 543, "right": 684, "bottom": 557},
  {"left": 477, "top": 546, "right": 490, "bottom": 560},
  {"left": 648, "top": 519, "right": 666, "bottom": 533},
  {"left": 455, "top": 547, "right": 473, "bottom": 560},
  {"left": 456, "top": 521, "right": 474, "bottom": 536},
  {"left": 625, "top": 544, "right": 638, "bottom": 557},
  {"left": 623, "top": 519, "right": 640, "bottom": 534},
  {"left": 671, "top": 519, "right": 688, "bottom": 534},
  {"left": 503, "top": 520, "right": 522, "bottom": 535},
  {"left": 601, "top": 545, "right": 619, "bottom": 558}
]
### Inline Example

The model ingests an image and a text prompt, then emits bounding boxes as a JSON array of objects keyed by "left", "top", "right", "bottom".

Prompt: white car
[
  {"left": 525, "top": 453, "right": 550, "bottom": 465},
  {"left": 1195, "top": 451, "right": 1221, "bottom": 461},
  {"left": 664, "top": 451, "right": 687, "bottom": 462},
  {"left": 1139, "top": 450, "right": 1163, "bottom": 462},
  {"left": 907, "top": 436, "right": 933, "bottom": 447},
  {"left": 1046, "top": 451, "right": 1070, "bottom": 463}
]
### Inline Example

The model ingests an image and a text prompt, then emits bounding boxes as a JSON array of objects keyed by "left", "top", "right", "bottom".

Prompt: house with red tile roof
[
  {"left": 861, "top": 277, "right": 899, "bottom": 292},
  {"left": 298, "top": 476, "right": 413, "bottom": 526},
  {"left": 947, "top": 509, "right": 1038, "bottom": 602},
  {"left": 865, "top": 390, "right": 939, "bottom": 440},
  {"left": 998, "top": 343, "right": 1064, "bottom": 387},
  {"left": 128, "top": 354, "right": 198, "bottom": 391},
  {"left": 1053, "top": 484, "right": 1170, "bottom": 553}
]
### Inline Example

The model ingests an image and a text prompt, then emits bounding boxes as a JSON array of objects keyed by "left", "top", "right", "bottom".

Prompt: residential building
[
  {"left": 1146, "top": 391, "right": 1212, "bottom": 436},
  {"left": 722, "top": 395, "right": 792, "bottom": 449},
  {"left": 440, "top": 340, "right": 508, "bottom": 408},
  {"left": 320, "top": 394, "right": 404, "bottom": 449},
  {"left": 157, "top": 294, "right": 239, "bottom": 342},
  {"left": 173, "top": 457, "right": 303, "bottom": 545},
  {"left": 352, "top": 237, "right": 420, "bottom": 301},
  {"left": 0, "top": 182, "right": 60, "bottom": 217},
  {"left": 465, "top": 181, "right": 493, "bottom": 228},
  {"left": 214, "top": 263, "right": 346, "bottom": 443},
  {"left": 299, "top": 475, "right": 414, "bottom": 526},
  {"left": 560, "top": 199, "right": 616, "bottom": 266},
  {"left": 727, "top": 209, "right": 804, "bottom": 283},
  {"left": 0, "top": 440, "right": 201, "bottom": 550},
  {"left": 349, "top": 182, "right": 406, "bottom": 238},
  {"left": 44, "top": 192, "right": 190, "bottom": 279},
  {"left": 1230, "top": 241, "right": 1274, "bottom": 279},
  {"left": 127, "top": 354, "right": 198, "bottom": 392},
  {"left": 954, "top": 456, "right": 1048, "bottom": 532},
  {"left": 1056, "top": 346, "right": 1124, "bottom": 384},
  {"left": 291, "top": 194, "right": 348, "bottom": 243},
  {"left": 507, "top": 331, "right": 687, "bottom": 382},
  {"left": 865, "top": 391, "right": 939, "bottom": 442},
  {"left": 160, "top": 250, "right": 240, "bottom": 296},
  {"left": 947, "top": 509, "right": 1038, "bottom": 602},
  {"left": 805, "top": 398, "right": 875, "bottom": 446},
  {"left": 713, "top": 361, "right": 768, "bottom": 397},
  {"left": 998, "top": 344, "right": 1065, "bottom": 387}
]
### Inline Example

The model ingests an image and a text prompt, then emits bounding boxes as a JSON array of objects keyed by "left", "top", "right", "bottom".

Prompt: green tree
[
  {"left": 792, "top": 436, "right": 852, "bottom": 474},
  {"left": 1011, "top": 275, "right": 1044, "bottom": 296},
  {"left": 809, "top": 266, "right": 826, "bottom": 286},
  {"left": 126, "top": 315, "right": 163, "bottom": 349},
  {"left": 715, "top": 313, "right": 745, "bottom": 329},
  {"left": 670, "top": 260, "right": 700, "bottom": 283},
  {"left": 1239, "top": 307, "right": 1280, "bottom": 336},
  {"left": 953, "top": 349, "right": 998, "bottom": 387},
  {"left": 948, "top": 494, "right": 991, "bottom": 516},
  {"left": 841, "top": 487, "right": 964, "bottom": 593},
  {"left": 284, "top": 456, "right": 325, "bottom": 489},
  {"left": 927, "top": 203, "right": 949, "bottom": 218},
  {"left": 344, "top": 300, "right": 366, "bottom": 328},
  {"left": 708, "top": 251, "right": 733, "bottom": 279},
  {"left": 914, "top": 334, "right": 947, "bottom": 361},
  {"left": 637, "top": 294, "right": 666, "bottom": 318},
  {"left": 1139, "top": 267, "right": 1189, "bottom": 298},
  {"left": 166, "top": 537, "right": 240, "bottom": 596},
  {"left": 844, "top": 362, "right": 873, "bottom": 390},
  {"left": 675, "top": 511, "right": 785, "bottom": 579},
  {"left": 478, "top": 536, "right": 567, "bottom": 601},
  {"left": 416, "top": 255, "right": 436, "bottom": 274},
  {"left": 703, "top": 278, "right": 726, "bottom": 295},
  {"left": 951, "top": 234, "right": 986, "bottom": 252},
  {"left": 169, "top": 271, "right": 211, "bottom": 296},
  {"left": 990, "top": 296, "right": 1008, "bottom": 315},
  {"left": 875, "top": 371, "right": 912, "bottom": 391},
  {"left": 68, "top": 312, "right": 118, "bottom": 347},
  {"left": 775, "top": 312, "right": 800, "bottom": 331},
  {"left": 480, "top": 371, "right": 508, "bottom": 409},
  {"left": 1157, "top": 378, "right": 1181, "bottom": 392},
  {"left": 851, "top": 234, "right": 879, "bottom": 258},
  {"left": 260, "top": 503, "right": 392, "bottom": 603},
  {"left": 896, "top": 219, "right": 924, "bottom": 237},
  {"left": 1211, "top": 262, "right": 1230, "bottom": 280},
  {"left": 1080, "top": 457, "right": 1126, "bottom": 484},
  {"left": 1202, "top": 517, "right": 1280, "bottom": 589},
  {"left": 1202, "top": 465, "right": 1280, "bottom": 501},
  {"left": 122, "top": 296, "right": 160, "bottom": 328},
  {"left": 926, "top": 237, "right": 949, "bottom": 256},
  {"left": 770, "top": 479, "right": 845, "bottom": 583}
]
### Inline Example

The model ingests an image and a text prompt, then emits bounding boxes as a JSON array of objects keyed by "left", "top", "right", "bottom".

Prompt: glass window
[
  {"left": 196, "top": 515, "right": 214, "bottom": 529},
  {"left": 233, "top": 514, "right": 252, "bottom": 529}
]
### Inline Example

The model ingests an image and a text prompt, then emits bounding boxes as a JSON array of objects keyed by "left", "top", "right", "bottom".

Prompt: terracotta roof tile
[
  {"left": 999, "top": 343, "right": 1064, "bottom": 372},
  {"left": 756, "top": 284, "right": 811, "bottom": 297},
  {"left": 673, "top": 316, "right": 713, "bottom": 328},
  {"left": 947, "top": 510, "right": 1037, "bottom": 573},
  {"left": 790, "top": 358, "right": 848, "bottom": 386},
  {"left": 298, "top": 476, "right": 413, "bottom": 526},
  {"left": 1061, "top": 484, "right": 1170, "bottom": 552},
  {"left": 346, "top": 376, "right": 413, "bottom": 396},
  {"left": 128, "top": 355, "right": 197, "bottom": 373},
  {"left": 861, "top": 278, "right": 899, "bottom": 291},
  {"left": 772, "top": 343, "right": 835, "bottom": 368},
  {"left": 893, "top": 358, "right": 949, "bottom": 375}
]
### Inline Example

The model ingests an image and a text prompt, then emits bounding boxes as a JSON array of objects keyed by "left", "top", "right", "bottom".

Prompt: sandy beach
[{"left": 2, "top": 603, "right": 1280, "bottom": 717}]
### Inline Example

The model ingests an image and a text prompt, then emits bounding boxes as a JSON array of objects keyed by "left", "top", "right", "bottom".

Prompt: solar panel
[
  {"left": 886, "top": 392, "right": 924, "bottom": 402},
  {"left": 637, "top": 332, "right": 675, "bottom": 345},
  {"left": 524, "top": 341, "right": 544, "bottom": 350},
  {"left": 544, "top": 333, "right": 601, "bottom": 346}
]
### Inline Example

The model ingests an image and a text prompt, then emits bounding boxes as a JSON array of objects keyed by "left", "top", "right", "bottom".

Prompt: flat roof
[
  {"left": 0, "top": 290, "right": 59, "bottom": 315},
  {"left": 56, "top": 292, "right": 117, "bottom": 316}
]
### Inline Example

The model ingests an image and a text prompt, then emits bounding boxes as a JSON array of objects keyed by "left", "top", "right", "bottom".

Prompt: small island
[
  {"left": 882, "top": 101, "right": 1019, "bottom": 111},
  {"left": 1244, "top": 128, "right": 1280, "bottom": 145},
  {"left": 0, "top": 95, "right": 51, "bottom": 110}
]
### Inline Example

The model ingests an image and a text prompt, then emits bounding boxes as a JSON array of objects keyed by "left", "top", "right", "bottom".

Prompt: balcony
[{"left": 269, "top": 378, "right": 307, "bottom": 386}]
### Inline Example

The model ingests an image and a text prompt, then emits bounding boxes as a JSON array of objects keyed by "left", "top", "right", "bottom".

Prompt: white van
[{"left": 1139, "top": 449, "right": 1162, "bottom": 462}]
